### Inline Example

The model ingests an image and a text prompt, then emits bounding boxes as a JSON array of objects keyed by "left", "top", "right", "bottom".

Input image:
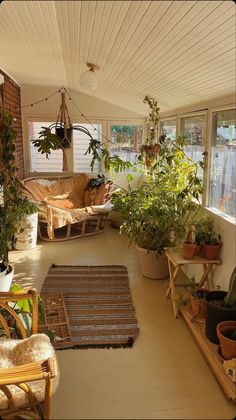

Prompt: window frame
[
  {"left": 107, "top": 119, "right": 145, "bottom": 168},
  {"left": 159, "top": 117, "right": 177, "bottom": 140}
]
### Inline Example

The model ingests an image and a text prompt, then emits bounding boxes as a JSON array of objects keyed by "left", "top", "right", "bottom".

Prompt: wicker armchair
[{"left": 0, "top": 289, "right": 58, "bottom": 419}]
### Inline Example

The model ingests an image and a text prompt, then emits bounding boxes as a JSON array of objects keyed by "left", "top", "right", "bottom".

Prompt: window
[
  {"left": 73, "top": 123, "right": 101, "bottom": 173},
  {"left": 180, "top": 114, "right": 206, "bottom": 164},
  {"left": 29, "top": 122, "right": 102, "bottom": 173},
  {"left": 160, "top": 119, "right": 176, "bottom": 140},
  {"left": 29, "top": 122, "right": 63, "bottom": 172},
  {"left": 110, "top": 125, "right": 143, "bottom": 167},
  {"left": 209, "top": 109, "right": 236, "bottom": 219}
]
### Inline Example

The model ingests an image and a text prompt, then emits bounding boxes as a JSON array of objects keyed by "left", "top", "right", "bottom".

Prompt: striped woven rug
[{"left": 41, "top": 264, "right": 139, "bottom": 349}]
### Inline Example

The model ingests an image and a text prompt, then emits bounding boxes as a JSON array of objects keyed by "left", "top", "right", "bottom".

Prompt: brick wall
[{"left": 0, "top": 69, "right": 24, "bottom": 179}]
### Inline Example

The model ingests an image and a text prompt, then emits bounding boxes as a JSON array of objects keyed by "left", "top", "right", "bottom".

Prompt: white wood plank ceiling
[{"left": 0, "top": 0, "right": 235, "bottom": 115}]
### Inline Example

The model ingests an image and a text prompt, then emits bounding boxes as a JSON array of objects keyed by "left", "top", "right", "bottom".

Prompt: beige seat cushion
[{"left": 0, "top": 334, "right": 59, "bottom": 410}]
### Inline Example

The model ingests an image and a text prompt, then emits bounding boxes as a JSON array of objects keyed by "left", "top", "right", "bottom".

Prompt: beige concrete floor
[{"left": 10, "top": 225, "right": 236, "bottom": 419}]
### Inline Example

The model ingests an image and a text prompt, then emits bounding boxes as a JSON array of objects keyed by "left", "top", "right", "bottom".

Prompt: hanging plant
[
  {"left": 140, "top": 95, "right": 160, "bottom": 170},
  {"left": 32, "top": 88, "right": 134, "bottom": 174}
]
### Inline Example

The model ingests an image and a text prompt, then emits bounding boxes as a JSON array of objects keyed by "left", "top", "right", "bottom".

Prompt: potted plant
[
  {"left": 183, "top": 225, "right": 197, "bottom": 260},
  {"left": 111, "top": 112, "right": 204, "bottom": 279},
  {"left": 203, "top": 229, "right": 222, "bottom": 260},
  {"left": 192, "top": 216, "right": 222, "bottom": 259},
  {"left": 0, "top": 110, "right": 29, "bottom": 291},
  {"left": 180, "top": 275, "right": 209, "bottom": 319},
  {"left": 194, "top": 216, "right": 214, "bottom": 256},
  {"left": 15, "top": 198, "right": 39, "bottom": 250},
  {"left": 205, "top": 266, "right": 236, "bottom": 344},
  {"left": 217, "top": 320, "right": 236, "bottom": 360}
]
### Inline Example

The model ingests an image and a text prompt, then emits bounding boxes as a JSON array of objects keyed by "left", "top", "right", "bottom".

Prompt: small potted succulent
[
  {"left": 194, "top": 218, "right": 222, "bottom": 260},
  {"left": 180, "top": 275, "right": 208, "bottom": 320},
  {"left": 183, "top": 225, "right": 197, "bottom": 260}
]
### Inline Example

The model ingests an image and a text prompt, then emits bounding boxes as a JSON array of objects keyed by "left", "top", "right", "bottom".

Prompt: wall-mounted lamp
[{"left": 79, "top": 63, "right": 99, "bottom": 92}]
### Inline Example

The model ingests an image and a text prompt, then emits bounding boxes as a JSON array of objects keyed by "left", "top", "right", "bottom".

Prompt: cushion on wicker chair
[{"left": 0, "top": 334, "right": 59, "bottom": 410}]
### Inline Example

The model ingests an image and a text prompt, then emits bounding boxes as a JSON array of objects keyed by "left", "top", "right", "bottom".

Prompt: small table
[{"left": 165, "top": 248, "right": 221, "bottom": 318}]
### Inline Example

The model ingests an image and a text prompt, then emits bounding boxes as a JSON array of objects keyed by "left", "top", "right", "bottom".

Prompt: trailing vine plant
[{"left": 0, "top": 110, "right": 28, "bottom": 268}]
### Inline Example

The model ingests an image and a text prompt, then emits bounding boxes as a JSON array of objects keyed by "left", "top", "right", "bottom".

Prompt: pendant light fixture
[{"left": 79, "top": 63, "right": 99, "bottom": 92}]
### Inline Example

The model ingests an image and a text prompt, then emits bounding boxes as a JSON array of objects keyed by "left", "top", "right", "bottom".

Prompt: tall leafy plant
[
  {"left": 111, "top": 134, "right": 204, "bottom": 254},
  {"left": 0, "top": 110, "right": 25, "bottom": 269}
]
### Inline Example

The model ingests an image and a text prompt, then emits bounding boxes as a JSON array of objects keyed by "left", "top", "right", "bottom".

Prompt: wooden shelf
[{"left": 180, "top": 307, "right": 236, "bottom": 403}]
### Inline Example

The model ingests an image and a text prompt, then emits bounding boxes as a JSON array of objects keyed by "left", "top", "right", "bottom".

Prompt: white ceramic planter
[
  {"left": 0, "top": 265, "right": 14, "bottom": 292},
  {"left": 137, "top": 247, "right": 169, "bottom": 280},
  {"left": 15, "top": 212, "right": 38, "bottom": 250}
]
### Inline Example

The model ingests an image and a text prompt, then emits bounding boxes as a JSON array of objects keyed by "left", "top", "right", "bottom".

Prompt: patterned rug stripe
[{"left": 41, "top": 264, "right": 139, "bottom": 349}]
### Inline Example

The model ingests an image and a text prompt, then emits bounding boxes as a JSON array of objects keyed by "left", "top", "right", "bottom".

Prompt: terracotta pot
[
  {"left": 217, "top": 320, "right": 236, "bottom": 360},
  {"left": 190, "top": 288, "right": 208, "bottom": 319},
  {"left": 136, "top": 247, "right": 169, "bottom": 280},
  {"left": 195, "top": 245, "right": 201, "bottom": 256},
  {"left": 183, "top": 243, "right": 196, "bottom": 260},
  {"left": 205, "top": 291, "right": 236, "bottom": 344},
  {"left": 204, "top": 243, "right": 220, "bottom": 260}
]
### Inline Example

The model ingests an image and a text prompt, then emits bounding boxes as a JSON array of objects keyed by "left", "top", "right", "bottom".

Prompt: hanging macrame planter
[{"left": 32, "top": 88, "right": 95, "bottom": 172}]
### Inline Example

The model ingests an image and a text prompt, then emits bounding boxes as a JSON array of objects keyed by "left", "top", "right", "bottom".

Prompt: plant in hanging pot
[
  {"left": 111, "top": 125, "right": 204, "bottom": 279},
  {"left": 140, "top": 96, "right": 160, "bottom": 171},
  {"left": 205, "top": 266, "right": 236, "bottom": 344},
  {"left": 0, "top": 110, "right": 30, "bottom": 291}
]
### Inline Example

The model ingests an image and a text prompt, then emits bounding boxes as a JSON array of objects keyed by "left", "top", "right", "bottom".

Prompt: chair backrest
[{"left": 0, "top": 288, "right": 38, "bottom": 339}]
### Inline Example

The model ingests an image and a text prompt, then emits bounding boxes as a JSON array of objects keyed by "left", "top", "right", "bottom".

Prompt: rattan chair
[{"left": 0, "top": 288, "right": 58, "bottom": 419}]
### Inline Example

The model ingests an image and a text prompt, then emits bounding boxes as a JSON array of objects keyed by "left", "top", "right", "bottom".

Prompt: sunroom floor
[{"left": 9, "top": 225, "right": 235, "bottom": 420}]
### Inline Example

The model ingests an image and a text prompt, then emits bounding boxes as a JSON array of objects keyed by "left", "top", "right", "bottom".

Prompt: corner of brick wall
[{"left": 0, "top": 69, "right": 24, "bottom": 179}]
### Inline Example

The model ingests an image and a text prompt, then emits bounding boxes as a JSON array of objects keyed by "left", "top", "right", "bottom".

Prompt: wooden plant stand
[
  {"left": 165, "top": 248, "right": 221, "bottom": 318},
  {"left": 39, "top": 293, "right": 73, "bottom": 349},
  {"left": 180, "top": 306, "right": 236, "bottom": 403}
]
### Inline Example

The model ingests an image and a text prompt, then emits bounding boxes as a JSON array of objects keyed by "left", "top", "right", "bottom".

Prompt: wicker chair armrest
[{"left": 0, "top": 358, "right": 56, "bottom": 386}]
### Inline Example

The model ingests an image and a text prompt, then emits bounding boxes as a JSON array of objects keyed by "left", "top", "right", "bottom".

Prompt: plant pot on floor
[
  {"left": 205, "top": 291, "right": 236, "bottom": 344},
  {"left": 217, "top": 320, "right": 236, "bottom": 360},
  {"left": 136, "top": 247, "right": 169, "bottom": 280},
  {"left": 0, "top": 265, "right": 14, "bottom": 292},
  {"left": 15, "top": 213, "right": 38, "bottom": 250}
]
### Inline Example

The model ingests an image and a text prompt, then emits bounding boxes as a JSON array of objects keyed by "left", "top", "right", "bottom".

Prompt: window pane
[
  {"left": 181, "top": 114, "right": 206, "bottom": 163},
  {"left": 209, "top": 109, "right": 236, "bottom": 219},
  {"left": 160, "top": 119, "right": 176, "bottom": 140},
  {"left": 29, "top": 122, "right": 63, "bottom": 172},
  {"left": 73, "top": 123, "right": 101, "bottom": 173},
  {"left": 110, "top": 125, "right": 143, "bottom": 168}
]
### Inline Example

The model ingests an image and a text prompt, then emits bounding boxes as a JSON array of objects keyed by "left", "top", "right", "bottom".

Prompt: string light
[{"left": 17, "top": 86, "right": 128, "bottom": 145}]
